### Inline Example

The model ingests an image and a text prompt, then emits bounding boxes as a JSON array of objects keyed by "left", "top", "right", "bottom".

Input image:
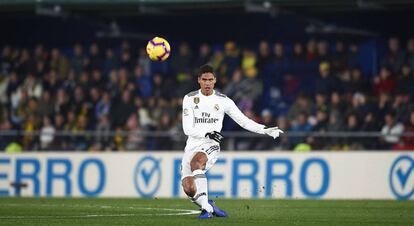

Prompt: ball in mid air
[{"left": 146, "top": 37, "right": 171, "bottom": 61}]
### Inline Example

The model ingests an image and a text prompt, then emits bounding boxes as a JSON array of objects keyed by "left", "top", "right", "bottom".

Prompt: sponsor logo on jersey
[{"left": 195, "top": 112, "right": 219, "bottom": 124}]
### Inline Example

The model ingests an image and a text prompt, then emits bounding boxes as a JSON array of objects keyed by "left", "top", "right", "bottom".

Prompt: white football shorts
[{"left": 180, "top": 142, "right": 221, "bottom": 180}]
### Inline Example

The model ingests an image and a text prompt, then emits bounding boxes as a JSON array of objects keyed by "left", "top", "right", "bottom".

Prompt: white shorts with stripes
[{"left": 180, "top": 142, "right": 221, "bottom": 180}]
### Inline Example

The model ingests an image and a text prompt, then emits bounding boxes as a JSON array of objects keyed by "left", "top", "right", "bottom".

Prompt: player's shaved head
[{"left": 198, "top": 64, "right": 215, "bottom": 77}]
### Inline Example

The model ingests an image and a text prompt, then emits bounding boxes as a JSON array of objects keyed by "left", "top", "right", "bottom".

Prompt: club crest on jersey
[
  {"left": 183, "top": 108, "right": 189, "bottom": 116},
  {"left": 194, "top": 97, "right": 200, "bottom": 104},
  {"left": 214, "top": 104, "right": 219, "bottom": 111}
]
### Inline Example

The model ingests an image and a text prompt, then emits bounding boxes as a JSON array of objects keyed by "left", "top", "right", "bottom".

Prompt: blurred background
[{"left": 1, "top": 0, "right": 414, "bottom": 152}]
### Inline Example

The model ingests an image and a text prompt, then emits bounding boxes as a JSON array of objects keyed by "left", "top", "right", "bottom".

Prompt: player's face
[{"left": 198, "top": 72, "right": 216, "bottom": 95}]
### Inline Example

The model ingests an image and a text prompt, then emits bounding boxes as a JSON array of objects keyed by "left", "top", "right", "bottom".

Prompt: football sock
[{"left": 191, "top": 169, "right": 213, "bottom": 213}]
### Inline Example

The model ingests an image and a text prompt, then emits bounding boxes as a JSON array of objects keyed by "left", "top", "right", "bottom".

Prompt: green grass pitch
[{"left": 0, "top": 198, "right": 413, "bottom": 225}]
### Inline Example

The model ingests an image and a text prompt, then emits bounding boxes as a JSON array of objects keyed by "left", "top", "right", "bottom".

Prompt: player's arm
[
  {"left": 182, "top": 95, "right": 208, "bottom": 139},
  {"left": 225, "top": 97, "right": 283, "bottom": 139}
]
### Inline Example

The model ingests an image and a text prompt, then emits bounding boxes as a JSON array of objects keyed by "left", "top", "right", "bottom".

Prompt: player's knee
[
  {"left": 182, "top": 178, "right": 196, "bottom": 197},
  {"left": 183, "top": 184, "right": 196, "bottom": 197},
  {"left": 190, "top": 152, "right": 207, "bottom": 171}
]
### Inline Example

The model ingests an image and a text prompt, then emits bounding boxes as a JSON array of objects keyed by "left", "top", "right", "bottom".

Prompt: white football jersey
[{"left": 182, "top": 89, "right": 266, "bottom": 150}]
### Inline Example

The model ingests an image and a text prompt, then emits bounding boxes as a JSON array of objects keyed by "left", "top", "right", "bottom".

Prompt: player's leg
[
  {"left": 181, "top": 151, "right": 213, "bottom": 219},
  {"left": 189, "top": 152, "right": 214, "bottom": 214}
]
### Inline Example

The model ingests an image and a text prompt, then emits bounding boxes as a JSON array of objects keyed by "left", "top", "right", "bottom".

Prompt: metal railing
[{"left": 1, "top": 130, "right": 414, "bottom": 151}]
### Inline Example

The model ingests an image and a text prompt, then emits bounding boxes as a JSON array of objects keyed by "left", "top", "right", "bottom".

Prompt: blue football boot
[
  {"left": 208, "top": 200, "right": 228, "bottom": 217},
  {"left": 198, "top": 209, "right": 213, "bottom": 219}
]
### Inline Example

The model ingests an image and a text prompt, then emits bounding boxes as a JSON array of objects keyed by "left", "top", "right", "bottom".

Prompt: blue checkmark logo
[
  {"left": 389, "top": 155, "right": 414, "bottom": 200},
  {"left": 134, "top": 156, "right": 161, "bottom": 197}
]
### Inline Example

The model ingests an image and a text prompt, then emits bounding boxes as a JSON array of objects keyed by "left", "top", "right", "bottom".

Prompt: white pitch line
[{"left": 0, "top": 204, "right": 199, "bottom": 218}]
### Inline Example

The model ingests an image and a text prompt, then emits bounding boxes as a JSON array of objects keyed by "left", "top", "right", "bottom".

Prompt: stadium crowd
[{"left": 0, "top": 38, "right": 414, "bottom": 151}]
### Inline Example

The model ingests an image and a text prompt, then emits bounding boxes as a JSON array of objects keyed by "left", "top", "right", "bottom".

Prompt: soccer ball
[{"left": 146, "top": 37, "right": 171, "bottom": 61}]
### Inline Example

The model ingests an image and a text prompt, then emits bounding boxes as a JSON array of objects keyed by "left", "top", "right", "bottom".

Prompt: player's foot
[
  {"left": 198, "top": 209, "right": 213, "bottom": 219},
  {"left": 208, "top": 199, "right": 228, "bottom": 217}
]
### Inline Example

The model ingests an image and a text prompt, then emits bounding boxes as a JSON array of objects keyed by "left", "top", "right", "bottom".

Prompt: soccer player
[{"left": 181, "top": 65, "right": 284, "bottom": 219}]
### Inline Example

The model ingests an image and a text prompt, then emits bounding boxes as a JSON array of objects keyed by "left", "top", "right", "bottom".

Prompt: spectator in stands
[
  {"left": 275, "top": 116, "right": 290, "bottom": 150},
  {"left": 373, "top": 66, "right": 396, "bottom": 95},
  {"left": 52, "top": 113, "right": 66, "bottom": 150},
  {"left": 155, "top": 112, "right": 173, "bottom": 150},
  {"left": 111, "top": 90, "right": 136, "bottom": 128},
  {"left": 0, "top": 73, "right": 9, "bottom": 106},
  {"left": 311, "top": 109, "right": 329, "bottom": 149},
  {"left": 102, "top": 48, "right": 120, "bottom": 77},
  {"left": 49, "top": 48, "right": 70, "bottom": 79},
  {"left": 0, "top": 120, "right": 15, "bottom": 150},
  {"left": 401, "top": 110, "right": 414, "bottom": 148},
  {"left": 1, "top": 46, "right": 15, "bottom": 75},
  {"left": 316, "top": 40, "right": 330, "bottom": 63},
  {"left": 17, "top": 73, "right": 43, "bottom": 106},
  {"left": 348, "top": 43, "right": 360, "bottom": 68},
  {"left": 289, "top": 111, "right": 312, "bottom": 148},
  {"left": 373, "top": 92, "right": 392, "bottom": 125},
  {"left": 224, "top": 68, "right": 262, "bottom": 109},
  {"left": 125, "top": 113, "right": 144, "bottom": 150},
  {"left": 73, "top": 115, "right": 91, "bottom": 150},
  {"left": 22, "top": 113, "right": 39, "bottom": 150},
  {"left": 71, "top": 43, "right": 87, "bottom": 75},
  {"left": 287, "top": 93, "right": 313, "bottom": 123},
  {"left": 273, "top": 42, "right": 288, "bottom": 67},
  {"left": 40, "top": 116, "right": 55, "bottom": 150},
  {"left": 327, "top": 111, "right": 344, "bottom": 149},
  {"left": 91, "top": 69, "right": 106, "bottom": 91},
  {"left": 392, "top": 92, "right": 413, "bottom": 123},
  {"left": 72, "top": 86, "right": 86, "bottom": 115},
  {"left": 380, "top": 111, "right": 404, "bottom": 150},
  {"left": 315, "top": 61, "right": 341, "bottom": 95},
  {"left": 313, "top": 92, "right": 328, "bottom": 114},
  {"left": 344, "top": 66, "right": 369, "bottom": 95},
  {"left": 42, "top": 70, "right": 61, "bottom": 95},
  {"left": 396, "top": 64, "right": 414, "bottom": 97},
  {"left": 218, "top": 41, "right": 241, "bottom": 82},
  {"left": 406, "top": 38, "right": 414, "bottom": 70},
  {"left": 7, "top": 71, "right": 21, "bottom": 105},
  {"left": 94, "top": 114, "right": 111, "bottom": 150},
  {"left": 331, "top": 40, "right": 348, "bottom": 74},
  {"left": 329, "top": 91, "right": 346, "bottom": 119},
  {"left": 254, "top": 109, "right": 276, "bottom": 150},
  {"left": 194, "top": 43, "right": 212, "bottom": 68},
  {"left": 256, "top": 40, "right": 273, "bottom": 73},
  {"left": 137, "top": 48, "right": 151, "bottom": 76},
  {"left": 38, "top": 90, "right": 54, "bottom": 117},
  {"left": 62, "top": 70, "right": 77, "bottom": 94},
  {"left": 381, "top": 37, "right": 405, "bottom": 74},
  {"left": 87, "top": 42, "right": 103, "bottom": 70},
  {"left": 292, "top": 42, "right": 305, "bottom": 63},
  {"left": 15, "top": 49, "right": 34, "bottom": 76},
  {"left": 55, "top": 88, "right": 71, "bottom": 115},
  {"left": 359, "top": 112, "right": 380, "bottom": 149},
  {"left": 347, "top": 92, "right": 370, "bottom": 122},
  {"left": 343, "top": 113, "right": 362, "bottom": 150},
  {"left": 133, "top": 65, "right": 152, "bottom": 99},
  {"left": 305, "top": 39, "right": 317, "bottom": 62},
  {"left": 120, "top": 50, "right": 133, "bottom": 71},
  {"left": 172, "top": 42, "right": 194, "bottom": 76},
  {"left": 106, "top": 69, "right": 120, "bottom": 99}
]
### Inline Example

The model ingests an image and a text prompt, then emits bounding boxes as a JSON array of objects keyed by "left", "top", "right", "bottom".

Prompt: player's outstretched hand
[
  {"left": 263, "top": 126, "right": 284, "bottom": 139},
  {"left": 205, "top": 131, "right": 224, "bottom": 143}
]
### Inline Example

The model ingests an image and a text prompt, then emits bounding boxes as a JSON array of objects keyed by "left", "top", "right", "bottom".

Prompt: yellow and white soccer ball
[{"left": 146, "top": 37, "right": 171, "bottom": 61}]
